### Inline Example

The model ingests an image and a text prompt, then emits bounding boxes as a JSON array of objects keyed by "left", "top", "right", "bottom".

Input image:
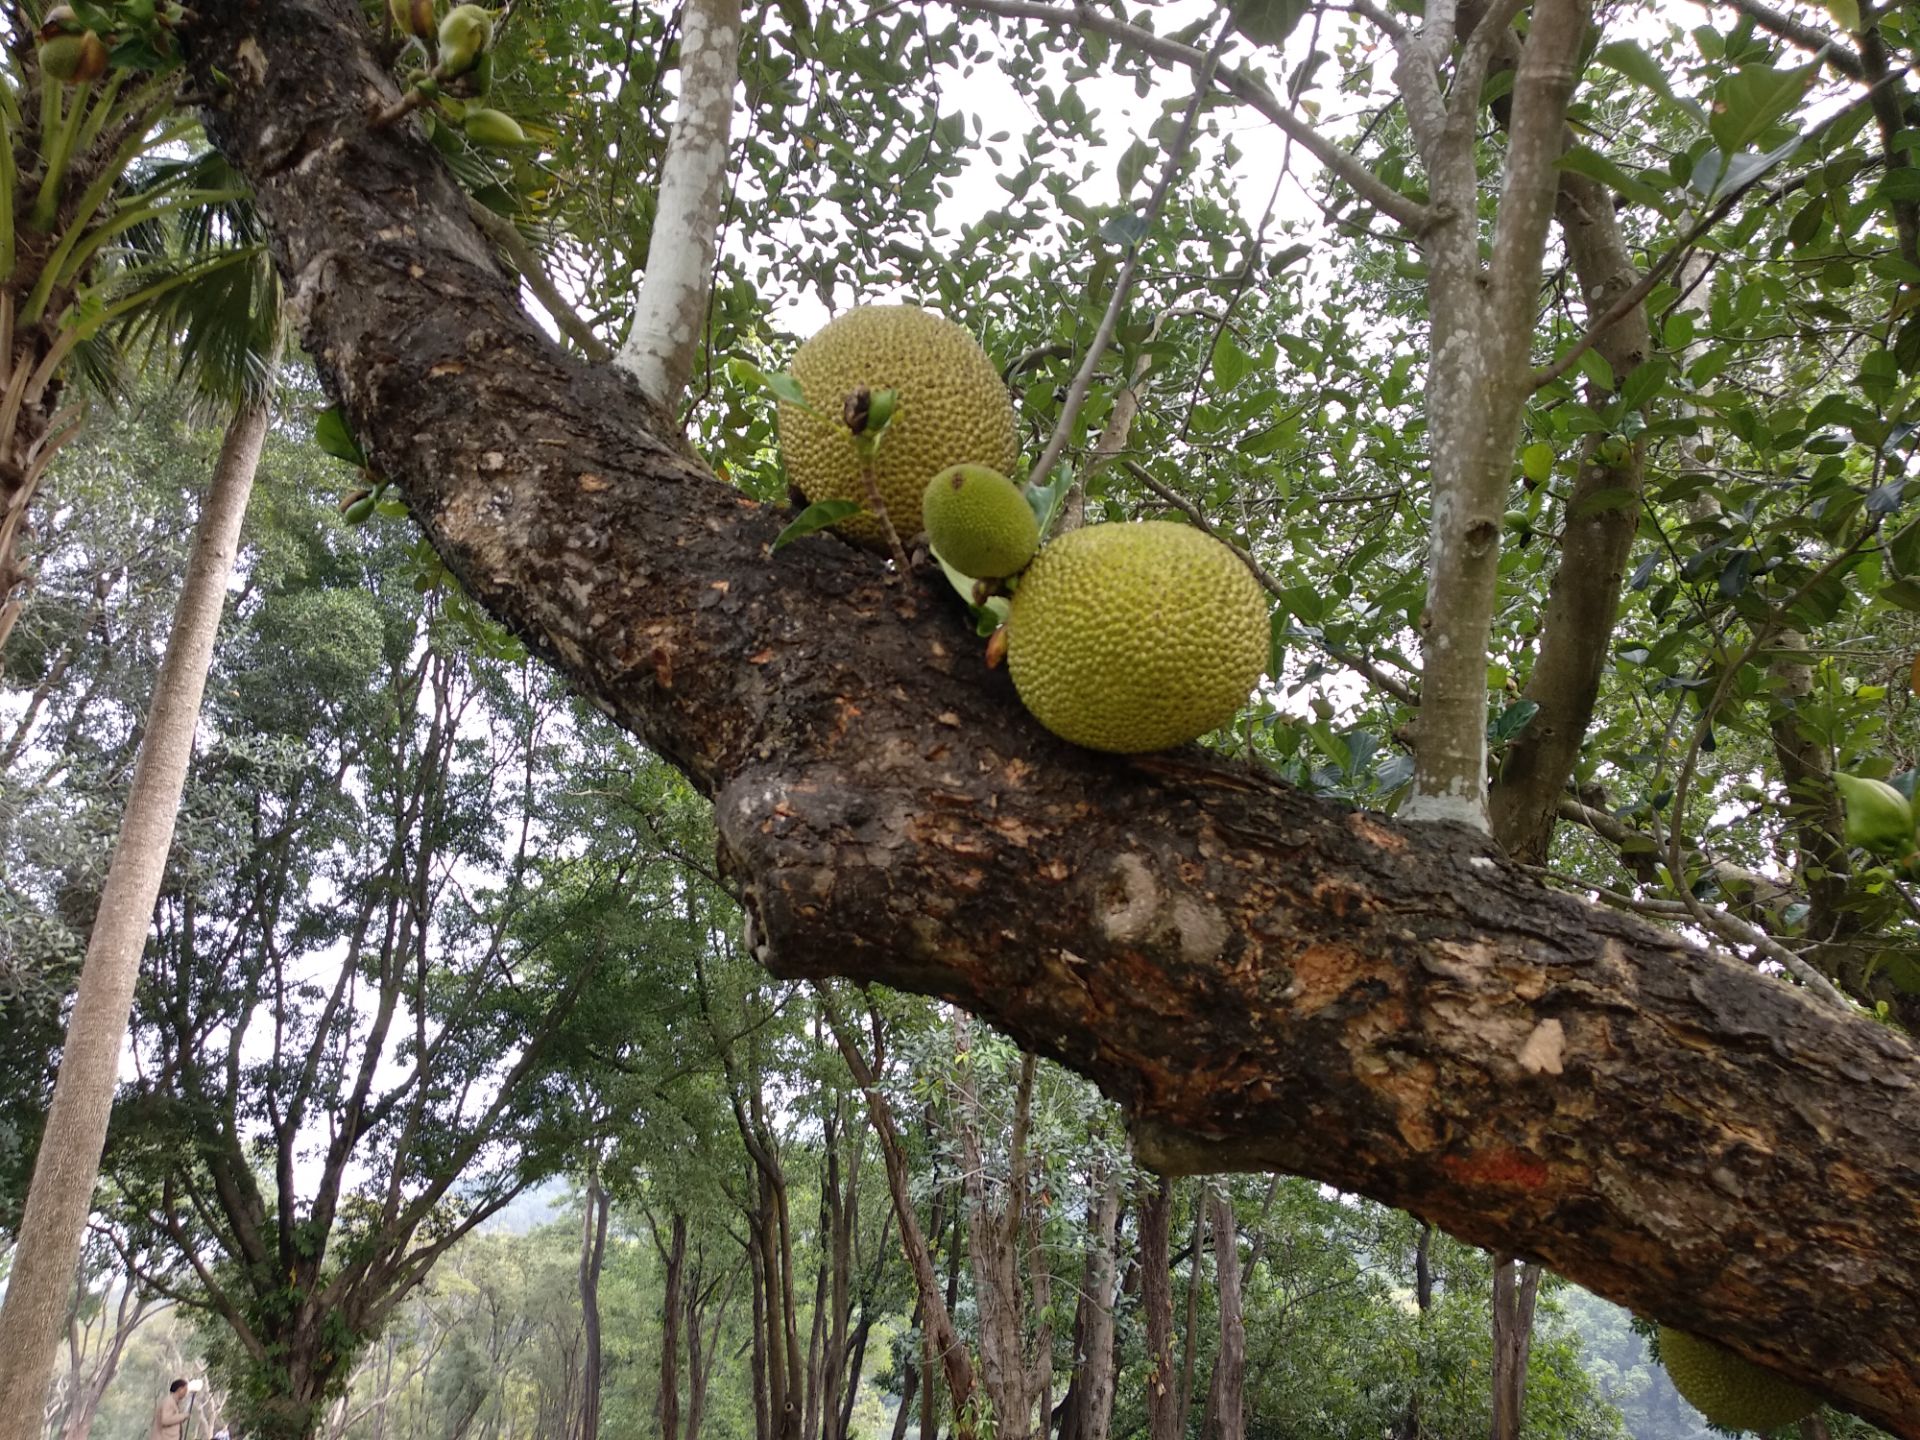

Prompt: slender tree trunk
[
  {"left": 822, "top": 1002, "right": 977, "bottom": 1425},
  {"left": 578, "top": 1174, "right": 609, "bottom": 1440},
  {"left": 750, "top": 1224, "right": 771, "bottom": 1440},
  {"left": 1177, "top": 1190, "right": 1204, "bottom": 1427},
  {"left": 1490, "top": 1256, "right": 1542, "bottom": 1440},
  {"left": 1138, "top": 1176, "right": 1179, "bottom": 1440},
  {"left": 658, "top": 1213, "right": 687, "bottom": 1440},
  {"left": 1058, "top": 1162, "right": 1123, "bottom": 1440},
  {"left": 0, "top": 397, "right": 269, "bottom": 1440},
  {"left": 1394, "top": 1224, "right": 1434, "bottom": 1440},
  {"left": 1204, "top": 1189, "right": 1246, "bottom": 1440}
]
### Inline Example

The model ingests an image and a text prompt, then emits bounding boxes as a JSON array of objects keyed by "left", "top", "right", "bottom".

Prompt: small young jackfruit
[
  {"left": 389, "top": 0, "right": 436, "bottom": 39},
  {"left": 1835, "top": 773, "right": 1914, "bottom": 856},
  {"left": 778, "top": 305, "right": 1018, "bottom": 551},
  {"left": 38, "top": 29, "right": 107, "bottom": 83},
  {"left": 462, "top": 107, "right": 527, "bottom": 147},
  {"left": 436, "top": 4, "right": 493, "bottom": 75},
  {"left": 923, "top": 465, "right": 1037, "bottom": 580},
  {"left": 1006, "top": 520, "right": 1268, "bottom": 753},
  {"left": 1657, "top": 1327, "right": 1819, "bottom": 1433}
]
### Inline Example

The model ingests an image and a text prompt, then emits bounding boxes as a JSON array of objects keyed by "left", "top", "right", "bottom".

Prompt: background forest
[{"left": 4, "top": 0, "right": 1920, "bottom": 1436}]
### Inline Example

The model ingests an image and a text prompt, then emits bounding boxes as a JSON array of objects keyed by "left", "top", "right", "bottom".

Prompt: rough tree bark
[
  {"left": 655, "top": 1211, "right": 686, "bottom": 1440},
  {"left": 0, "top": 398, "right": 267, "bottom": 1440},
  {"left": 1490, "top": 1253, "right": 1543, "bottom": 1440},
  {"left": 175, "top": 3, "right": 1920, "bottom": 1431}
]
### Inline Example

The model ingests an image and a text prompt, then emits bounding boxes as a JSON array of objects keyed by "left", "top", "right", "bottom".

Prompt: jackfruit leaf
[
  {"left": 1709, "top": 64, "right": 1815, "bottom": 160},
  {"left": 315, "top": 406, "right": 366, "bottom": 466},
  {"left": 730, "top": 358, "right": 818, "bottom": 416},
  {"left": 1025, "top": 466, "right": 1072, "bottom": 537},
  {"left": 934, "top": 551, "right": 1010, "bottom": 636},
  {"left": 1490, "top": 699, "right": 1539, "bottom": 742},
  {"left": 772, "top": 499, "right": 863, "bottom": 551},
  {"left": 1520, "top": 442, "right": 1554, "bottom": 482},
  {"left": 1267, "top": 605, "right": 1286, "bottom": 681}
]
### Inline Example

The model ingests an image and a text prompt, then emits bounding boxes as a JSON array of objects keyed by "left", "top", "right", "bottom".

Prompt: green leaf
[
  {"left": 772, "top": 499, "right": 863, "bottom": 550},
  {"left": 1594, "top": 41, "right": 1695, "bottom": 116},
  {"left": 730, "top": 358, "right": 817, "bottom": 415},
  {"left": 1825, "top": 0, "right": 1860, "bottom": 31},
  {"left": 1621, "top": 358, "right": 1670, "bottom": 411},
  {"left": 315, "top": 406, "right": 365, "bottom": 466},
  {"left": 1880, "top": 579, "right": 1920, "bottom": 613},
  {"left": 1556, "top": 145, "right": 1670, "bottom": 209},
  {"left": 1520, "top": 442, "right": 1554, "bottom": 482},
  {"left": 1267, "top": 605, "right": 1286, "bottom": 681},
  {"left": 1709, "top": 63, "right": 1815, "bottom": 159}
]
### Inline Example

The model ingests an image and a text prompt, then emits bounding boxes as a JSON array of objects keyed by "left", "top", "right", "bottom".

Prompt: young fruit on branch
[
  {"left": 435, "top": 3, "right": 493, "bottom": 76},
  {"left": 1006, "top": 520, "right": 1268, "bottom": 753},
  {"left": 389, "top": 0, "right": 436, "bottom": 39},
  {"left": 38, "top": 29, "right": 109, "bottom": 83},
  {"left": 461, "top": 107, "right": 526, "bottom": 147},
  {"left": 922, "top": 464, "right": 1037, "bottom": 581},
  {"left": 1656, "top": 1328, "right": 1819, "bottom": 1433}
]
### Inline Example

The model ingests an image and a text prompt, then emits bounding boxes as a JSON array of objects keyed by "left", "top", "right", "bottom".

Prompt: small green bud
[
  {"left": 1835, "top": 773, "right": 1915, "bottom": 857},
  {"left": 436, "top": 3, "right": 492, "bottom": 76},
  {"left": 461, "top": 106, "right": 526, "bottom": 148}
]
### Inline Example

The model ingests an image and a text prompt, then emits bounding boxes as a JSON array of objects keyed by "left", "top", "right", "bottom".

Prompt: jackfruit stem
[{"left": 854, "top": 448, "right": 911, "bottom": 576}]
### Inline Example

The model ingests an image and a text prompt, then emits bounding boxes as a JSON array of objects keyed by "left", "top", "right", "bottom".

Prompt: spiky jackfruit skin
[
  {"left": 923, "top": 465, "right": 1038, "bottom": 579},
  {"left": 1006, "top": 521, "right": 1267, "bottom": 753},
  {"left": 780, "top": 306, "right": 1018, "bottom": 550},
  {"left": 1657, "top": 1327, "right": 1819, "bottom": 1433}
]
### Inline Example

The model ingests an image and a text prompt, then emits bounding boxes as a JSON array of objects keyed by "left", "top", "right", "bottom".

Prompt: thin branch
[
  {"left": 945, "top": 0, "right": 1431, "bottom": 231},
  {"left": 1527, "top": 866, "right": 1853, "bottom": 1011},
  {"left": 1703, "top": 0, "right": 1863, "bottom": 79},
  {"left": 466, "top": 199, "right": 611, "bottom": 363},
  {"left": 1022, "top": 22, "right": 1226, "bottom": 495},
  {"left": 615, "top": 0, "right": 744, "bottom": 408}
]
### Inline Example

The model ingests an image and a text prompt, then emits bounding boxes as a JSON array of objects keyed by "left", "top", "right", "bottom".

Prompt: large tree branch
[{"left": 180, "top": 4, "right": 1920, "bottom": 1432}]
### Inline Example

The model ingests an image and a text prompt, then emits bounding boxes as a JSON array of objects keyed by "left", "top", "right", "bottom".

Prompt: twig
[
  {"left": 945, "top": 0, "right": 1430, "bottom": 231},
  {"left": 1525, "top": 865, "right": 1854, "bottom": 1012},
  {"left": 465, "top": 199, "right": 612, "bottom": 362},
  {"left": 1022, "top": 21, "right": 1228, "bottom": 499},
  {"left": 371, "top": 85, "right": 434, "bottom": 130}
]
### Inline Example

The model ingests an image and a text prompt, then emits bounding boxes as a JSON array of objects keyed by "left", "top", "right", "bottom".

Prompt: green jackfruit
[
  {"left": 923, "top": 465, "right": 1037, "bottom": 580},
  {"left": 779, "top": 305, "right": 1018, "bottom": 551},
  {"left": 1006, "top": 521, "right": 1267, "bottom": 753},
  {"left": 1657, "top": 1327, "right": 1818, "bottom": 1433}
]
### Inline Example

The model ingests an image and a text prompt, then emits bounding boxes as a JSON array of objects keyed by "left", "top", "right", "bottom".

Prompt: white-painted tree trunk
[
  {"left": 0, "top": 398, "right": 270, "bottom": 1440},
  {"left": 615, "top": 0, "right": 743, "bottom": 410}
]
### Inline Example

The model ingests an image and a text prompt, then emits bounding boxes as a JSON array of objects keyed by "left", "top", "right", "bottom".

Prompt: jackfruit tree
[{"left": 8, "top": 0, "right": 1920, "bottom": 1436}]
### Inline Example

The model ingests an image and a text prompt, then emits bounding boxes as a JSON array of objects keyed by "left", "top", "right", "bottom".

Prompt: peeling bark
[{"left": 174, "top": 3, "right": 1920, "bottom": 1431}]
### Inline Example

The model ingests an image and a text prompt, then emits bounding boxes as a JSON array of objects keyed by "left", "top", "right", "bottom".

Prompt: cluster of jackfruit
[{"left": 776, "top": 305, "right": 1266, "bottom": 754}]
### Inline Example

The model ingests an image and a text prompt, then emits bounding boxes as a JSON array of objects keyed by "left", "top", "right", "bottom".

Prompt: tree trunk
[
  {"left": 1138, "top": 1175, "right": 1179, "bottom": 1440},
  {"left": 1490, "top": 1256, "right": 1542, "bottom": 1440},
  {"left": 1076, "top": 1168, "right": 1122, "bottom": 1440},
  {"left": 823, "top": 1003, "right": 978, "bottom": 1424},
  {"left": 657, "top": 1213, "right": 686, "bottom": 1440},
  {"left": 175, "top": 5, "right": 1920, "bottom": 1429},
  {"left": 0, "top": 397, "right": 268, "bottom": 1440},
  {"left": 1204, "top": 1189, "right": 1245, "bottom": 1440},
  {"left": 578, "top": 1175, "right": 609, "bottom": 1440}
]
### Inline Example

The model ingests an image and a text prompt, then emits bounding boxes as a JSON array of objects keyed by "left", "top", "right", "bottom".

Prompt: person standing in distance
[{"left": 148, "top": 1378, "right": 192, "bottom": 1440}]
